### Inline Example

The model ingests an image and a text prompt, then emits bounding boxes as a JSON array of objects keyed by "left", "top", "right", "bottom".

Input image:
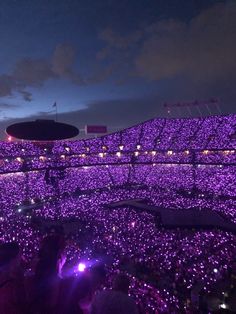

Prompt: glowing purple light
[{"left": 0, "top": 113, "right": 236, "bottom": 312}]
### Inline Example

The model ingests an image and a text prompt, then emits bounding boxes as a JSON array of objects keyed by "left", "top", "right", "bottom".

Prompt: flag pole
[
  {"left": 56, "top": 104, "right": 58, "bottom": 122},
  {"left": 53, "top": 102, "right": 58, "bottom": 122}
]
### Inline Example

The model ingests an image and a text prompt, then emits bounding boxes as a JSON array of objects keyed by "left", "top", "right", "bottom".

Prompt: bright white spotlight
[{"left": 78, "top": 263, "right": 86, "bottom": 272}]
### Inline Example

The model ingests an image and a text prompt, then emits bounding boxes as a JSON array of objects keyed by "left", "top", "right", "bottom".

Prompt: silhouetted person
[
  {"left": 29, "top": 234, "right": 65, "bottom": 314},
  {"left": 91, "top": 273, "right": 138, "bottom": 314},
  {"left": 57, "top": 274, "right": 93, "bottom": 314},
  {"left": 0, "top": 242, "right": 26, "bottom": 314},
  {"left": 90, "top": 264, "right": 107, "bottom": 293}
]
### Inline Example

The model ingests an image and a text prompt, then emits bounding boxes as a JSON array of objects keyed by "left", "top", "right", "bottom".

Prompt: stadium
[{"left": 0, "top": 114, "right": 236, "bottom": 313}]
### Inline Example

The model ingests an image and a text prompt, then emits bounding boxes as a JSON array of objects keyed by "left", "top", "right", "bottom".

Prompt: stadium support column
[{"left": 192, "top": 151, "right": 197, "bottom": 193}]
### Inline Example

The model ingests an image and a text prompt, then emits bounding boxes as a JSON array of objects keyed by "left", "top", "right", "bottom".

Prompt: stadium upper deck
[{"left": 0, "top": 114, "right": 235, "bottom": 174}]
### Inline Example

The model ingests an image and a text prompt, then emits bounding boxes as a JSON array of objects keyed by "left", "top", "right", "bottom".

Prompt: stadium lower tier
[
  {"left": 1, "top": 167, "right": 236, "bottom": 313},
  {"left": 1, "top": 163, "right": 236, "bottom": 220}
]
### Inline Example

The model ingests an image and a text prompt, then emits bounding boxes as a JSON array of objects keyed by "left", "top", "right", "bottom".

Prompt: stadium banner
[{"left": 85, "top": 125, "right": 107, "bottom": 134}]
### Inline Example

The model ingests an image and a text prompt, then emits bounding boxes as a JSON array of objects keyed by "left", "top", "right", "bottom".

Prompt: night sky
[{"left": 0, "top": 0, "right": 235, "bottom": 139}]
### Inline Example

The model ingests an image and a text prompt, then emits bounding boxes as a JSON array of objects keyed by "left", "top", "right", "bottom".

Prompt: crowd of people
[
  {"left": 1, "top": 200, "right": 236, "bottom": 313},
  {"left": 0, "top": 236, "right": 140, "bottom": 314},
  {"left": 0, "top": 114, "right": 235, "bottom": 313},
  {"left": 0, "top": 113, "right": 235, "bottom": 175},
  {"left": 1, "top": 180, "right": 236, "bottom": 313}
]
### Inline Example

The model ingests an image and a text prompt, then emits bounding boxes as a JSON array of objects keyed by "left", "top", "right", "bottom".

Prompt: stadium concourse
[{"left": 0, "top": 114, "right": 236, "bottom": 313}]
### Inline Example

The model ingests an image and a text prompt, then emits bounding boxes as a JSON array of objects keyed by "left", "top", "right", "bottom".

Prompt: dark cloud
[
  {"left": 52, "top": 44, "right": 76, "bottom": 77},
  {"left": 98, "top": 2, "right": 236, "bottom": 85},
  {"left": 97, "top": 28, "right": 142, "bottom": 77},
  {"left": 0, "top": 56, "right": 57, "bottom": 100},
  {"left": 0, "top": 75, "right": 16, "bottom": 97},
  {"left": 0, "top": 1, "right": 235, "bottom": 122},
  {"left": 13, "top": 58, "right": 54, "bottom": 87},
  {"left": 51, "top": 44, "right": 85, "bottom": 84},
  {"left": 0, "top": 43, "right": 85, "bottom": 101},
  {"left": 0, "top": 40, "right": 116, "bottom": 103},
  {"left": 135, "top": 2, "right": 236, "bottom": 82},
  {"left": 87, "top": 64, "right": 115, "bottom": 84},
  {"left": 0, "top": 103, "right": 20, "bottom": 110},
  {"left": 18, "top": 90, "right": 33, "bottom": 102},
  {"left": 96, "top": 46, "right": 111, "bottom": 61},
  {"left": 99, "top": 28, "right": 142, "bottom": 50}
]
